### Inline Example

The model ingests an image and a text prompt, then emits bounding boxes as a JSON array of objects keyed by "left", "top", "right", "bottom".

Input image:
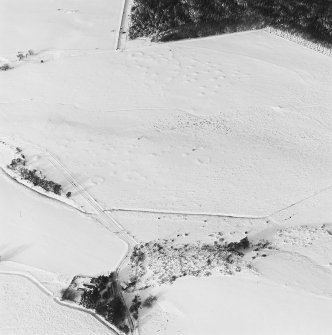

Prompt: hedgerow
[
  {"left": 0, "top": 64, "right": 12, "bottom": 71},
  {"left": 8, "top": 157, "right": 63, "bottom": 195}
]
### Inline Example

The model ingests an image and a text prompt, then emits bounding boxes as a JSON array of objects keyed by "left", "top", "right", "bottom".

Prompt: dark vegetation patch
[
  {"left": 0, "top": 64, "right": 12, "bottom": 71},
  {"left": 142, "top": 295, "right": 158, "bottom": 308},
  {"left": 128, "top": 236, "right": 252, "bottom": 289},
  {"left": 80, "top": 274, "right": 129, "bottom": 333},
  {"left": 129, "top": 295, "right": 141, "bottom": 320},
  {"left": 7, "top": 147, "right": 68, "bottom": 196},
  {"left": 8, "top": 156, "right": 63, "bottom": 195},
  {"left": 226, "top": 236, "right": 250, "bottom": 251},
  {"left": 253, "top": 239, "right": 272, "bottom": 251},
  {"left": 128, "top": 294, "right": 158, "bottom": 320},
  {"left": 129, "top": 0, "right": 332, "bottom": 45},
  {"left": 61, "top": 287, "right": 79, "bottom": 301}
]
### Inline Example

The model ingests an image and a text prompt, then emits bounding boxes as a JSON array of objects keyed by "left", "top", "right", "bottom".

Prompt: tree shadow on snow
[{"left": 0, "top": 243, "right": 32, "bottom": 261}]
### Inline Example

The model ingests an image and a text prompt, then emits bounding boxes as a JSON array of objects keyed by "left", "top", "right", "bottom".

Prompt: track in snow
[
  {"left": 45, "top": 152, "right": 137, "bottom": 334},
  {"left": 116, "top": 0, "right": 132, "bottom": 50},
  {"left": 107, "top": 207, "right": 267, "bottom": 220}
]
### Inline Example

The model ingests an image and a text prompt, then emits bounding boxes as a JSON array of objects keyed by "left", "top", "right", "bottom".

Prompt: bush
[
  {"left": 81, "top": 286, "right": 100, "bottom": 309},
  {"left": 81, "top": 274, "right": 111, "bottom": 309},
  {"left": 61, "top": 287, "right": 79, "bottom": 301},
  {"left": 130, "top": 246, "right": 146, "bottom": 264},
  {"left": 8, "top": 158, "right": 26, "bottom": 169},
  {"left": 96, "top": 302, "right": 109, "bottom": 316},
  {"left": 0, "top": 64, "right": 12, "bottom": 71},
  {"left": 53, "top": 183, "right": 62, "bottom": 195},
  {"left": 142, "top": 295, "right": 157, "bottom": 308},
  {"left": 129, "top": 295, "right": 141, "bottom": 320},
  {"left": 8, "top": 155, "right": 63, "bottom": 196},
  {"left": 119, "top": 324, "right": 130, "bottom": 334},
  {"left": 253, "top": 239, "right": 272, "bottom": 251},
  {"left": 19, "top": 168, "right": 63, "bottom": 195},
  {"left": 106, "top": 296, "right": 127, "bottom": 324},
  {"left": 226, "top": 237, "right": 250, "bottom": 252},
  {"left": 17, "top": 52, "right": 25, "bottom": 61},
  {"left": 80, "top": 273, "right": 128, "bottom": 328}
]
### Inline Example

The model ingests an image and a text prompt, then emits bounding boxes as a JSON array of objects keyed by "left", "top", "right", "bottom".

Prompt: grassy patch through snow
[{"left": 127, "top": 236, "right": 252, "bottom": 290}]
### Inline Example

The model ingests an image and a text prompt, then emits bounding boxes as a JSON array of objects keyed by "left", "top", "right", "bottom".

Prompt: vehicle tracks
[{"left": 46, "top": 152, "right": 137, "bottom": 334}]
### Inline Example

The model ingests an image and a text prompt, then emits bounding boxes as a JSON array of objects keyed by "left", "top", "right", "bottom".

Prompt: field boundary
[
  {"left": 116, "top": 0, "right": 133, "bottom": 50},
  {"left": 265, "top": 27, "right": 332, "bottom": 57}
]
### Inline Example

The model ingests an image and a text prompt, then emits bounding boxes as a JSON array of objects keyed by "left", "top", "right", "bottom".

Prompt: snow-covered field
[
  {"left": 0, "top": 274, "right": 112, "bottom": 335},
  {"left": 142, "top": 275, "right": 332, "bottom": 335},
  {"left": 1, "top": 0, "right": 332, "bottom": 334},
  {"left": 0, "top": 167, "right": 126, "bottom": 276}
]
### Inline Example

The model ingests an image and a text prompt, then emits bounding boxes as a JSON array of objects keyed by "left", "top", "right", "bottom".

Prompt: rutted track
[
  {"left": 0, "top": 140, "right": 138, "bottom": 333},
  {"left": 46, "top": 152, "right": 137, "bottom": 244},
  {"left": 107, "top": 207, "right": 268, "bottom": 220},
  {"left": 4, "top": 144, "right": 332, "bottom": 335},
  {"left": 46, "top": 152, "right": 137, "bottom": 334},
  {"left": 116, "top": 0, "right": 132, "bottom": 50},
  {"left": 107, "top": 180, "right": 332, "bottom": 223}
]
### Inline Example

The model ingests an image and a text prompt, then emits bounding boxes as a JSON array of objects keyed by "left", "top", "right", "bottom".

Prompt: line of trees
[
  {"left": 129, "top": 0, "right": 332, "bottom": 44},
  {"left": 8, "top": 158, "right": 63, "bottom": 195}
]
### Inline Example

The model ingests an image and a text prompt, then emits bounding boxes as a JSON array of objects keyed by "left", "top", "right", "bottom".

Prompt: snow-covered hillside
[{"left": 1, "top": 0, "right": 332, "bottom": 334}]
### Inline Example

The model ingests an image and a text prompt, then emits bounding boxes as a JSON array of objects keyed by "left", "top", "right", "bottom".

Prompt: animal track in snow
[
  {"left": 57, "top": 9, "right": 79, "bottom": 14},
  {"left": 274, "top": 225, "right": 332, "bottom": 248}
]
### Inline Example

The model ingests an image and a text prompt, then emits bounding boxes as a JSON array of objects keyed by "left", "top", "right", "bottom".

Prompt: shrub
[
  {"left": 17, "top": 52, "right": 25, "bottom": 61},
  {"left": 7, "top": 154, "right": 63, "bottom": 196},
  {"left": 119, "top": 324, "right": 130, "bottom": 334},
  {"left": 19, "top": 168, "right": 63, "bottom": 195},
  {"left": 142, "top": 295, "right": 157, "bottom": 308},
  {"left": 96, "top": 302, "right": 109, "bottom": 316},
  {"left": 106, "top": 296, "right": 127, "bottom": 325},
  {"left": 80, "top": 273, "right": 128, "bottom": 328},
  {"left": 226, "top": 237, "right": 250, "bottom": 252},
  {"left": 81, "top": 274, "right": 112, "bottom": 309},
  {"left": 0, "top": 64, "right": 12, "bottom": 71},
  {"left": 253, "top": 239, "right": 272, "bottom": 251},
  {"left": 53, "top": 183, "right": 62, "bottom": 195},
  {"left": 129, "top": 295, "right": 141, "bottom": 319},
  {"left": 81, "top": 286, "right": 100, "bottom": 309},
  {"left": 8, "top": 158, "right": 26, "bottom": 169},
  {"left": 130, "top": 246, "right": 146, "bottom": 264},
  {"left": 61, "top": 287, "right": 79, "bottom": 301}
]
